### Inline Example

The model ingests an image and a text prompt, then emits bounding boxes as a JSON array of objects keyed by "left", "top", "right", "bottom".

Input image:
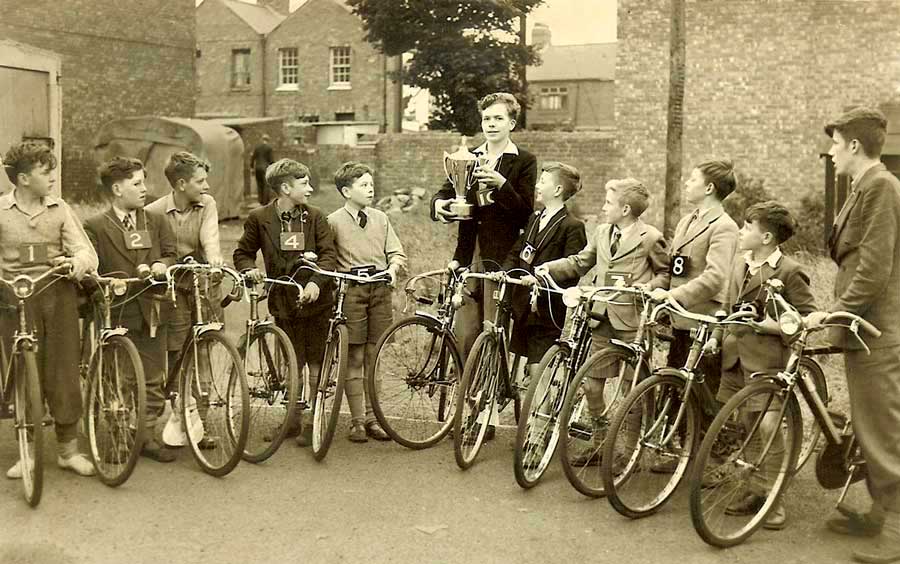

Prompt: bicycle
[
  {"left": 79, "top": 270, "right": 158, "bottom": 487},
  {"left": 600, "top": 295, "right": 760, "bottom": 519},
  {"left": 689, "top": 278, "right": 878, "bottom": 548},
  {"left": 0, "top": 263, "right": 71, "bottom": 506},
  {"left": 162, "top": 259, "right": 249, "bottom": 477},
  {"left": 551, "top": 284, "right": 659, "bottom": 496},
  {"left": 513, "top": 276, "right": 624, "bottom": 489},
  {"left": 453, "top": 270, "right": 531, "bottom": 470},
  {"left": 368, "top": 268, "right": 466, "bottom": 449},
  {"left": 293, "top": 259, "right": 393, "bottom": 461},
  {"left": 227, "top": 273, "right": 302, "bottom": 463}
]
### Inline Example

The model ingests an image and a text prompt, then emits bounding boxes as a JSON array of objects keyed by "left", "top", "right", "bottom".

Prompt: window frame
[
  {"left": 329, "top": 46, "right": 352, "bottom": 90},
  {"left": 230, "top": 48, "right": 252, "bottom": 90},
  {"left": 277, "top": 47, "right": 299, "bottom": 91}
]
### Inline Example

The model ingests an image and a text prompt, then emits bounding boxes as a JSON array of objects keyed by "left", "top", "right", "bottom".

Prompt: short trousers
[{"left": 343, "top": 283, "right": 393, "bottom": 345}]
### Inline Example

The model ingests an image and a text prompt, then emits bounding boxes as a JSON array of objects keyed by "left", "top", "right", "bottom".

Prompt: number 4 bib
[{"left": 280, "top": 232, "right": 305, "bottom": 252}]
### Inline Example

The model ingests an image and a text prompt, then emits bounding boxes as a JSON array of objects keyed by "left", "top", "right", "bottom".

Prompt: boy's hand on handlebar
[
  {"left": 649, "top": 288, "right": 670, "bottom": 302},
  {"left": 520, "top": 275, "right": 537, "bottom": 287},
  {"left": 150, "top": 262, "right": 168, "bottom": 280},
  {"left": 387, "top": 265, "right": 400, "bottom": 287},
  {"left": 245, "top": 268, "right": 265, "bottom": 284},
  {"left": 299, "top": 281, "right": 320, "bottom": 304},
  {"left": 534, "top": 265, "right": 550, "bottom": 279},
  {"left": 447, "top": 260, "right": 461, "bottom": 273},
  {"left": 804, "top": 311, "right": 829, "bottom": 329},
  {"left": 702, "top": 337, "right": 719, "bottom": 356},
  {"left": 748, "top": 316, "right": 779, "bottom": 335}
]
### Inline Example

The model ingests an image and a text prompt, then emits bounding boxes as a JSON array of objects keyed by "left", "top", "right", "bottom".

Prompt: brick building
[
  {"left": 196, "top": 0, "right": 401, "bottom": 132},
  {"left": 527, "top": 24, "right": 616, "bottom": 131},
  {"left": 615, "top": 0, "right": 900, "bottom": 226},
  {"left": 0, "top": 0, "right": 196, "bottom": 199}
]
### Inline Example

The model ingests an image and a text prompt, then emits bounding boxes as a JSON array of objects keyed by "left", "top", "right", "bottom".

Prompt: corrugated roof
[
  {"left": 528, "top": 42, "right": 616, "bottom": 82},
  {"left": 221, "top": 0, "right": 286, "bottom": 34}
]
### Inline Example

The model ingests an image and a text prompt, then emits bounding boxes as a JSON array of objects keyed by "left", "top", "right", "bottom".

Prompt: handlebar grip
[
  {"left": 825, "top": 312, "right": 882, "bottom": 339},
  {"left": 859, "top": 318, "right": 882, "bottom": 339}
]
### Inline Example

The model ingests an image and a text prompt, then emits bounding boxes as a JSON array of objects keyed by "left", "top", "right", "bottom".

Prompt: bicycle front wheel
[
  {"left": 514, "top": 345, "right": 569, "bottom": 489},
  {"left": 312, "top": 324, "right": 349, "bottom": 461},
  {"left": 453, "top": 332, "right": 499, "bottom": 470},
  {"left": 689, "top": 380, "right": 801, "bottom": 547},
  {"left": 181, "top": 330, "right": 249, "bottom": 477},
  {"left": 559, "top": 348, "right": 646, "bottom": 498},
  {"left": 240, "top": 324, "right": 299, "bottom": 463},
  {"left": 602, "top": 371, "right": 699, "bottom": 518},
  {"left": 86, "top": 335, "right": 146, "bottom": 487},
  {"left": 795, "top": 356, "right": 827, "bottom": 472},
  {"left": 369, "top": 316, "right": 461, "bottom": 449},
  {"left": 15, "top": 348, "right": 43, "bottom": 507}
]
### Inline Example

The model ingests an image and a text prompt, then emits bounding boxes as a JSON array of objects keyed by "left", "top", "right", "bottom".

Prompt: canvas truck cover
[{"left": 93, "top": 116, "right": 245, "bottom": 219}]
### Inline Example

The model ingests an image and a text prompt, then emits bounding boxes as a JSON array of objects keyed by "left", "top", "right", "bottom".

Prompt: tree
[
  {"left": 663, "top": 0, "right": 686, "bottom": 238},
  {"left": 347, "top": 0, "right": 544, "bottom": 135}
]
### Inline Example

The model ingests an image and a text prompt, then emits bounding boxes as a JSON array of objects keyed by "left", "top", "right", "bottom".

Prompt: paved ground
[{"left": 0, "top": 421, "right": 876, "bottom": 564}]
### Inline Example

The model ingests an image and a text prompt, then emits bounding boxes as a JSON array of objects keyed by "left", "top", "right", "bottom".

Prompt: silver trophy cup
[{"left": 442, "top": 137, "right": 477, "bottom": 219}]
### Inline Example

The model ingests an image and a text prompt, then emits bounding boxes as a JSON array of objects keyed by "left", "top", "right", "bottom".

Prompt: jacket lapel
[
  {"left": 612, "top": 219, "right": 646, "bottom": 260},
  {"left": 261, "top": 202, "right": 283, "bottom": 252},
  {"left": 676, "top": 207, "right": 722, "bottom": 252},
  {"left": 534, "top": 207, "right": 567, "bottom": 253},
  {"left": 102, "top": 208, "right": 138, "bottom": 267},
  {"left": 829, "top": 188, "right": 861, "bottom": 250},
  {"left": 740, "top": 262, "right": 773, "bottom": 300}
]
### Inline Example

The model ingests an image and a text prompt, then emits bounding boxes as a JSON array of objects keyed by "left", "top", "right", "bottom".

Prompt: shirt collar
[
  {"left": 540, "top": 203, "right": 564, "bottom": 221},
  {"left": 614, "top": 220, "right": 639, "bottom": 239},
  {"left": 744, "top": 247, "right": 782, "bottom": 273},
  {"left": 851, "top": 161, "right": 883, "bottom": 190},
  {"left": 111, "top": 204, "right": 135, "bottom": 223},
  {"left": 473, "top": 139, "right": 519, "bottom": 156},
  {"left": 0, "top": 190, "right": 60, "bottom": 211},
  {"left": 164, "top": 192, "right": 205, "bottom": 213},
  {"left": 343, "top": 203, "right": 368, "bottom": 220}
]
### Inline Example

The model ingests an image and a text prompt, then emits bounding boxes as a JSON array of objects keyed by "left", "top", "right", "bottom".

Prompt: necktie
[
  {"left": 610, "top": 227, "right": 621, "bottom": 256},
  {"left": 123, "top": 213, "right": 135, "bottom": 232},
  {"left": 358, "top": 210, "right": 368, "bottom": 229}
]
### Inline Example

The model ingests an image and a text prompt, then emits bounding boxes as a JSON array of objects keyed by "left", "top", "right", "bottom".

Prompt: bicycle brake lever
[{"left": 850, "top": 321, "right": 871, "bottom": 355}]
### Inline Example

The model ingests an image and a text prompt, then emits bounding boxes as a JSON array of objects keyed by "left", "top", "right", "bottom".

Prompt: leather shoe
[
  {"left": 828, "top": 512, "right": 884, "bottom": 538},
  {"left": 763, "top": 502, "right": 787, "bottom": 531},
  {"left": 141, "top": 439, "right": 177, "bottom": 463},
  {"left": 853, "top": 536, "right": 900, "bottom": 564},
  {"left": 197, "top": 436, "right": 218, "bottom": 450},
  {"left": 725, "top": 493, "right": 764, "bottom": 516},
  {"left": 348, "top": 423, "right": 368, "bottom": 443},
  {"left": 365, "top": 421, "right": 391, "bottom": 442}
]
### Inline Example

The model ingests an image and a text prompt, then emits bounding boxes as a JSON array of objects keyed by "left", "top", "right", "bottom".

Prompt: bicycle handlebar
[{"left": 296, "top": 258, "right": 393, "bottom": 285}]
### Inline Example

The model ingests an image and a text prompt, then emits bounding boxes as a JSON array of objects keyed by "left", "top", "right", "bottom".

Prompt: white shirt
[
  {"left": 112, "top": 205, "right": 137, "bottom": 230},
  {"left": 743, "top": 247, "right": 783, "bottom": 276},
  {"left": 538, "top": 203, "right": 564, "bottom": 231}
]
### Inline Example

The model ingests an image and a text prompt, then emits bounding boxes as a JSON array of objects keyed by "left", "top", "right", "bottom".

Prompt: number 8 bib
[{"left": 670, "top": 255, "right": 690, "bottom": 278}]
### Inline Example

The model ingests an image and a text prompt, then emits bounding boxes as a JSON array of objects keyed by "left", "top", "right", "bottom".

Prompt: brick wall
[
  {"left": 265, "top": 0, "right": 399, "bottom": 130},
  {"left": 616, "top": 0, "right": 900, "bottom": 220},
  {"left": 529, "top": 80, "right": 615, "bottom": 130},
  {"left": 196, "top": 0, "right": 266, "bottom": 118},
  {"left": 0, "top": 0, "right": 196, "bottom": 200}
]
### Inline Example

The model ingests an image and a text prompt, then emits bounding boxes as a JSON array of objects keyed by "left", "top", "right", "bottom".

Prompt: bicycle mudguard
[
  {"left": 195, "top": 322, "right": 224, "bottom": 336},
  {"left": 816, "top": 441, "right": 867, "bottom": 490},
  {"left": 99, "top": 327, "right": 129, "bottom": 343}
]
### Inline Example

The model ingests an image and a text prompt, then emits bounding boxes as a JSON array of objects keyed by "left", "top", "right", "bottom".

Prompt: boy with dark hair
[
  {"left": 705, "top": 200, "right": 815, "bottom": 531},
  {"left": 85, "top": 156, "right": 178, "bottom": 462},
  {"left": 505, "top": 162, "right": 587, "bottom": 378},
  {"left": 538, "top": 177, "right": 669, "bottom": 465},
  {"left": 2, "top": 141, "right": 98, "bottom": 478},
  {"left": 327, "top": 162, "right": 406, "bottom": 442},
  {"left": 432, "top": 92, "right": 537, "bottom": 372},
  {"left": 233, "top": 158, "right": 337, "bottom": 446}
]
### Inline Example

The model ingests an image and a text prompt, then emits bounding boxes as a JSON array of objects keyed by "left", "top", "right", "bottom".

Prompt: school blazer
[
  {"left": 83, "top": 208, "right": 177, "bottom": 331},
  {"left": 430, "top": 146, "right": 537, "bottom": 268},
  {"left": 233, "top": 202, "right": 336, "bottom": 319},
  {"left": 828, "top": 163, "right": 900, "bottom": 350},
  {"left": 714, "top": 254, "right": 816, "bottom": 374},
  {"left": 543, "top": 218, "right": 669, "bottom": 332},
  {"left": 502, "top": 206, "right": 587, "bottom": 328},
  {"left": 663, "top": 207, "right": 738, "bottom": 330}
]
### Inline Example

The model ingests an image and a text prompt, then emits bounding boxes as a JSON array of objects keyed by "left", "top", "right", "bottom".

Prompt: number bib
[
  {"left": 19, "top": 243, "right": 49, "bottom": 265},
  {"left": 349, "top": 264, "right": 376, "bottom": 278},
  {"left": 519, "top": 243, "right": 536, "bottom": 265},
  {"left": 476, "top": 186, "right": 495, "bottom": 207},
  {"left": 280, "top": 232, "right": 305, "bottom": 252},
  {"left": 124, "top": 230, "right": 152, "bottom": 250},
  {"left": 670, "top": 255, "right": 691, "bottom": 278},
  {"left": 604, "top": 270, "right": 633, "bottom": 287}
]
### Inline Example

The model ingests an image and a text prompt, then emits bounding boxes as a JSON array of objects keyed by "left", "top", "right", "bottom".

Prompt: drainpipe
[
  {"left": 260, "top": 34, "right": 268, "bottom": 116},
  {"left": 382, "top": 54, "right": 388, "bottom": 133}
]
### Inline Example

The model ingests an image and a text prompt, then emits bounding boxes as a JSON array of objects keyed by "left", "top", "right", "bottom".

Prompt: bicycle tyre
[
  {"left": 795, "top": 356, "right": 827, "bottom": 472},
  {"left": 559, "top": 348, "right": 647, "bottom": 498},
  {"left": 369, "top": 316, "right": 462, "bottom": 450},
  {"left": 602, "top": 370, "right": 700, "bottom": 518},
  {"left": 513, "top": 345, "right": 569, "bottom": 489},
  {"left": 312, "top": 324, "right": 349, "bottom": 462},
  {"left": 16, "top": 348, "right": 43, "bottom": 507},
  {"left": 689, "top": 379, "right": 802, "bottom": 547},
  {"left": 181, "top": 330, "right": 249, "bottom": 477},
  {"left": 86, "top": 335, "right": 146, "bottom": 487},
  {"left": 453, "top": 331, "right": 499, "bottom": 470}
]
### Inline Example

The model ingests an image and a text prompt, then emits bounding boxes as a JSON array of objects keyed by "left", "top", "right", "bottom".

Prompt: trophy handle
[{"left": 442, "top": 152, "right": 452, "bottom": 183}]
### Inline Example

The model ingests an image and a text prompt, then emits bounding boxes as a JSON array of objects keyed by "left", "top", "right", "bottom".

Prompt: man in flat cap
[{"left": 808, "top": 107, "right": 900, "bottom": 563}]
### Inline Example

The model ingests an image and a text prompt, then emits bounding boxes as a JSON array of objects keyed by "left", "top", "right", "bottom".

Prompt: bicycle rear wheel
[
  {"left": 15, "top": 348, "right": 43, "bottom": 507},
  {"left": 795, "top": 356, "right": 827, "bottom": 472},
  {"left": 513, "top": 345, "right": 568, "bottom": 489},
  {"left": 312, "top": 324, "right": 348, "bottom": 461},
  {"left": 689, "top": 380, "right": 802, "bottom": 547},
  {"left": 86, "top": 335, "right": 146, "bottom": 487},
  {"left": 369, "top": 316, "right": 461, "bottom": 449},
  {"left": 181, "top": 330, "right": 249, "bottom": 476},
  {"left": 602, "top": 371, "right": 699, "bottom": 518},
  {"left": 454, "top": 332, "right": 499, "bottom": 470},
  {"left": 240, "top": 324, "right": 299, "bottom": 463},
  {"left": 559, "top": 348, "right": 645, "bottom": 498}
]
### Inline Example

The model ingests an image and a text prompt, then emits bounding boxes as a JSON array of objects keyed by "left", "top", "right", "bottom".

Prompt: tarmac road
[{"left": 0, "top": 423, "right": 873, "bottom": 564}]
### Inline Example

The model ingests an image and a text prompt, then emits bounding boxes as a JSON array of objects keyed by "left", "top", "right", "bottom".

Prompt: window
[
  {"left": 335, "top": 112, "right": 355, "bottom": 122},
  {"left": 539, "top": 86, "right": 568, "bottom": 111},
  {"left": 330, "top": 46, "right": 351, "bottom": 88},
  {"left": 231, "top": 49, "right": 251, "bottom": 89},
  {"left": 278, "top": 48, "right": 299, "bottom": 89}
]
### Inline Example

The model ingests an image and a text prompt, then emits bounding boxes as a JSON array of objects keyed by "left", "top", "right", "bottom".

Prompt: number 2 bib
[{"left": 124, "top": 230, "right": 152, "bottom": 250}]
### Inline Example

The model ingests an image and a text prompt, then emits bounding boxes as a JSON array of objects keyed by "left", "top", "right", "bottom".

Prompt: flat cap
[{"left": 825, "top": 107, "right": 888, "bottom": 137}]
